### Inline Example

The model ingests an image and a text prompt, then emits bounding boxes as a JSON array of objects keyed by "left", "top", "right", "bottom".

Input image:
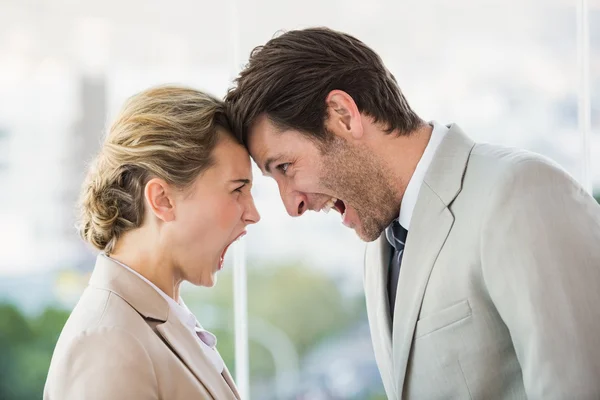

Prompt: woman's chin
[
  {"left": 184, "top": 268, "right": 218, "bottom": 288},
  {"left": 202, "top": 276, "right": 217, "bottom": 288},
  {"left": 203, "top": 269, "right": 219, "bottom": 287}
]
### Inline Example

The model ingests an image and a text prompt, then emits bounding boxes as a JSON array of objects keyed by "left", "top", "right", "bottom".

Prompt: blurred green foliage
[{"left": 0, "top": 304, "right": 69, "bottom": 400}]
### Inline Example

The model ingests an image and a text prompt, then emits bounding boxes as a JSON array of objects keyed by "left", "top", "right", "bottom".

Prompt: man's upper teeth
[{"left": 322, "top": 198, "right": 337, "bottom": 213}]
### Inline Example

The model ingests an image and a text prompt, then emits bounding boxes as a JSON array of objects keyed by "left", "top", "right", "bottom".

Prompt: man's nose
[{"left": 279, "top": 185, "right": 308, "bottom": 217}]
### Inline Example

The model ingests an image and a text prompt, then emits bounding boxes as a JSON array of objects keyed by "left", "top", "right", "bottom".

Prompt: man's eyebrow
[{"left": 264, "top": 155, "right": 282, "bottom": 175}]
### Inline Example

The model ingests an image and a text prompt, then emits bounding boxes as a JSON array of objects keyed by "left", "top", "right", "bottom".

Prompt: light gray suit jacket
[{"left": 364, "top": 124, "right": 600, "bottom": 399}]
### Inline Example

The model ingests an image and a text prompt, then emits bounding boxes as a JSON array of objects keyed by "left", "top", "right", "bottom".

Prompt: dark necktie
[{"left": 386, "top": 220, "right": 408, "bottom": 321}]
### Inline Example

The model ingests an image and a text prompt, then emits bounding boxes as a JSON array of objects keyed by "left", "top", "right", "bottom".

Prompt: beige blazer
[
  {"left": 44, "top": 255, "right": 240, "bottom": 400},
  {"left": 364, "top": 124, "right": 600, "bottom": 399}
]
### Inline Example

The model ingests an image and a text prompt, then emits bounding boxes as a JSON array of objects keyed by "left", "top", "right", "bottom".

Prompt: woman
[{"left": 44, "top": 86, "right": 260, "bottom": 400}]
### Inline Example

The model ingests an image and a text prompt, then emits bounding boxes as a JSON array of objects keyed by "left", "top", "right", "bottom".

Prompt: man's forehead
[
  {"left": 253, "top": 147, "right": 274, "bottom": 172},
  {"left": 248, "top": 115, "right": 281, "bottom": 142},
  {"left": 246, "top": 131, "right": 270, "bottom": 167},
  {"left": 247, "top": 116, "right": 282, "bottom": 159}
]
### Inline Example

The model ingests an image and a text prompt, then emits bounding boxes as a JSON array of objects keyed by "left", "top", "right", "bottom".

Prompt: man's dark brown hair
[{"left": 225, "top": 27, "right": 422, "bottom": 144}]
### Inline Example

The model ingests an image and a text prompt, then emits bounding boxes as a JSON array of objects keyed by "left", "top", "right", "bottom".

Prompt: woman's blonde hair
[{"left": 78, "top": 85, "right": 232, "bottom": 254}]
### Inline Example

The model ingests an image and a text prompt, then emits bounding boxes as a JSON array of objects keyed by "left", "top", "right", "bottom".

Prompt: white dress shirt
[
  {"left": 397, "top": 121, "right": 448, "bottom": 230},
  {"left": 102, "top": 254, "right": 225, "bottom": 373}
]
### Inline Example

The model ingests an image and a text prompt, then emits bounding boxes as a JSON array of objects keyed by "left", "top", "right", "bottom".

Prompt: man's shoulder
[
  {"left": 468, "top": 142, "right": 572, "bottom": 187},
  {"left": 455, "top": 140, "right": 582, "bottom": 220},
  {"left": 470, "top": 142, "right": 557, "bottom": 169}
]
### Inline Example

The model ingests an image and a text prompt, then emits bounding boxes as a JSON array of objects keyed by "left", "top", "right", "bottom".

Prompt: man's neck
[{"left": 372, "top": 122, "right": 433, "bottom": 199}]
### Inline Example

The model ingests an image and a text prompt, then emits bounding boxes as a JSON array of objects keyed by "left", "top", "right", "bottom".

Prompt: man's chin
[{"left": 353, "top": 224, "right": 384, "bottom": 243}]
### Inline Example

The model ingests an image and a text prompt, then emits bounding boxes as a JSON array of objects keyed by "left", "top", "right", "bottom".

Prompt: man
[{"left": 226, "top": 27, "right": 600, "bottom": 399}]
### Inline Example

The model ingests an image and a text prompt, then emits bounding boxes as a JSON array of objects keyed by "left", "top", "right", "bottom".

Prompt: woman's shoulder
[
  {"left": 45, "top": 316, "right": 158, "bottom": 399},
  {"left": 57, "top": 285, "right": 153, "bottom": 348}
]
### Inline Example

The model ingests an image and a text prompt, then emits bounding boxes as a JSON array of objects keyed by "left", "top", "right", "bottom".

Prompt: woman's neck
[{"left": 109, "top": 230, "right": 181, "bottom": 300}]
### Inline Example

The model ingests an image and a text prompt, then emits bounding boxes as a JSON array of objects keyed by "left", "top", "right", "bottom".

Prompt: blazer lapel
[
  {"left": 222, "top": 366, "right": 241, "bottom": 399},
  {"left": 364, "top": 235, "right": 395, "bottom": 396},
  {"left": 89, "top": 255, "right": 170, "bottom": 321},
  {"left": 391, "top": 124, "right": 475, "bottom": 396},
  {"left": 156, "top": 316, "right": 237, "bottom": 400},
  {"left": 391, "top": 185, "right": 454, "bottom": 394}
]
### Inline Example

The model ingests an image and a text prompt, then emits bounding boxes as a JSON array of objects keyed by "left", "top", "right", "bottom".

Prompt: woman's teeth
[{"left": 322, "top": 198, "right": 337, "bottom": 213}]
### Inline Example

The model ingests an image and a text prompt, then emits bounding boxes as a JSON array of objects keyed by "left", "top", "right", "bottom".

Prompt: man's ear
[{"left": 324, "top": 89, "right": 363, "bottom": 140}]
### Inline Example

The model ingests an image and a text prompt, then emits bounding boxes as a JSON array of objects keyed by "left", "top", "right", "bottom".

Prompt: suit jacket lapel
[
  {"left": 391, "top": 185, "right": 454, "bottom": 394},
  {"left": 222, "top": 366, "right": 241, "bottom": 399},
  {"left": 89, "top": 255, "right": 170, "bottom": 322},
  {"left": 391, "top": 124, "right": 475, "bottom": 396},
  {"left": 156, "top": 318, "right": 237, "bottom": 400},
  {"left": 364, "top": 234, "right": 395, "bottom": 397}
]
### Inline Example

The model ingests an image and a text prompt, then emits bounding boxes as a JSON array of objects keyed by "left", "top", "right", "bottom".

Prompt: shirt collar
[{"left": 397, "top": 121, "right": 448, "bottom": 230}]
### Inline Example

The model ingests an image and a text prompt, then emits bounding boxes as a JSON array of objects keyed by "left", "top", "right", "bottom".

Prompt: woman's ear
[{"left": 144, "top": 178, "right": 176, "bottom": 222}]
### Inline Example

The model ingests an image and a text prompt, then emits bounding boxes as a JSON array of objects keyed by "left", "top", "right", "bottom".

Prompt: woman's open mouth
[{"left": 218, "top": 231, "right": 247, "bottom": 270}]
